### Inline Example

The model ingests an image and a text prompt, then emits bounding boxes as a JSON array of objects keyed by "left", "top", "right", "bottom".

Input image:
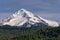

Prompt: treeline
[{"left": 0, "top": 25, "right": 60, "bottom": 40}]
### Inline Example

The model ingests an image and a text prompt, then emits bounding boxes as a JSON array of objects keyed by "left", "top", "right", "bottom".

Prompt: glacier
[{"left": 1, "top": 8, "right": 59, "bottom": 27}]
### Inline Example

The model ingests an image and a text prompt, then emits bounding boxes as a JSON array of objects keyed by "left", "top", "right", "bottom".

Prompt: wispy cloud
[{"left": 0, "top": 0, "right": 60, "bottom": 13}]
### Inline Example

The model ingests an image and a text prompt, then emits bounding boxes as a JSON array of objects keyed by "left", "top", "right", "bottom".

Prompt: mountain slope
[{"left": 2, "top": 9, "right": 59, "bottom": 27}]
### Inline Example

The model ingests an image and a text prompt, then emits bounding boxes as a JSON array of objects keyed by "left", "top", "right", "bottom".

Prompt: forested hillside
[{"left": 0, "top": 25, "right": 60, "bottom": 40}]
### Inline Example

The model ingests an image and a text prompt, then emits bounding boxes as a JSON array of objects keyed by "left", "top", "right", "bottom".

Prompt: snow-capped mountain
[{"left": 2, "top": 8, "right": 59, "bottom": 27}]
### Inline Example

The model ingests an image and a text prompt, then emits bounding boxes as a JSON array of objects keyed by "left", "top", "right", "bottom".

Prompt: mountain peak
[
  {"left": 18, "top": 8, "right": 27, "bottom": 13},
  {"left": 2, "top": 9, "right": 59, "bottom": 27},
  {"left": 20, "top": 8, "right": 26, "bottom": 11},
  {"left": 17, "top": 8, "right": 34, "bottom": 18}
]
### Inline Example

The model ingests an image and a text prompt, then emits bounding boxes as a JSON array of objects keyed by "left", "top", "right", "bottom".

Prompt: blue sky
[{"left": 0, "top": 0, "right": 60, "bottom": 24}]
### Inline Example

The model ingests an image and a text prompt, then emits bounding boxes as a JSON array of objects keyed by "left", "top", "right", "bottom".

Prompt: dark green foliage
[{"left": 0, "top": 25, "right": 60, "bottom": 40}]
